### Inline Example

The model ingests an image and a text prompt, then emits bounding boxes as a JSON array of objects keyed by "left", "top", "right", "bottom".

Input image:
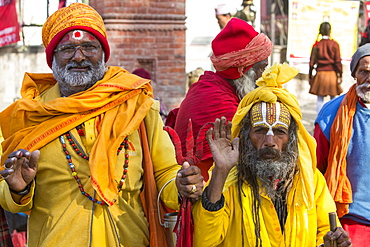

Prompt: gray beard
[
  {"left": 230, "top": 68, "right": 256, "bottom": 100},
  {"left": 52, "top": 56, "right": 106, "bottom": 97},
  {"left": 247, "top": 147, "right": 297, "bottom": 200},
  {"left": 356, "top": 82, "right": 370, "bottom": 103}
]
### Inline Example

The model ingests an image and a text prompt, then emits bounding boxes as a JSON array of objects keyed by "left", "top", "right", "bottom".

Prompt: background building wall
[{"left": 90, "top": 0, "right": 187, "bottom": 112}]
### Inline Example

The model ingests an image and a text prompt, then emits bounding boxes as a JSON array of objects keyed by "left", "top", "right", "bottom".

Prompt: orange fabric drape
[
  {"left": 324, "top": 84, "right": 358, "bottom": 217},
  {"left": 0, "top": 66, "right": 153, "bottom": 206},
  {"left": 139, "top": 122, "right": 169, "bottom": 247}
]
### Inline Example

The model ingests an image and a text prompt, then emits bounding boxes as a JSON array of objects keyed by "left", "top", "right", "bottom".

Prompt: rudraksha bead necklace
[{"left": 59, "top": 130, "right": 129, "bottom": 205}]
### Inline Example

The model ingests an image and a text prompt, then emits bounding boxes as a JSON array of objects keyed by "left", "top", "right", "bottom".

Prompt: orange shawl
[
  {"left": 0, "top": 66, "right": 153, "bottom": 206},
  {"left": 324, "top": 84, "right": 357, "bottom": 217}
]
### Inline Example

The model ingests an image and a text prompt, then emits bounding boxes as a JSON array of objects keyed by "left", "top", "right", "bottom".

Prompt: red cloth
[
  {"left": 313, "top": 123, "right": 330, "bottom": 173},
  {"left": 0, "top": 0, "right": 20, "bottom": 47},
  {"left": 340, "top": 218, "right": 370, "bottom": 246},
  {"left": 173, "top": 71, "right": 239, "bottom": 166},
  {"left": 11, "top": 230, "right": 26, "bottom": 247},
  {"left": 0, "top": 207, "right": 12, "bottom": 247},
  {"left": 165, "top": 108, "right": 179, "bottom": 128}
]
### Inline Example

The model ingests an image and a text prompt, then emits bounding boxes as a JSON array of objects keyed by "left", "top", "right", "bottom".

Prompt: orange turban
[{"left": 42, "top": 3, "right": 110, "bottom": 68}]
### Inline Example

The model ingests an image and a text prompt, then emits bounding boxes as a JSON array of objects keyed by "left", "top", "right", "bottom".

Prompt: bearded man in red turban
[{"left": 166, "top": 18, "right": 273, "bottom": 181}]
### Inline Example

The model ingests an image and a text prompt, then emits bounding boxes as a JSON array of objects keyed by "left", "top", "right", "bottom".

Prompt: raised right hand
[
  {"left": 1, "top": 149, "right": 39, "bottom": 192},
  {"left": 206, "top": 117, "right": 239, "bottom": 173}
]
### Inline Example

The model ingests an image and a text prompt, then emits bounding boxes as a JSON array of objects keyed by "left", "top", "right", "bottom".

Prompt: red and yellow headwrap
[
  {"left": 42, "top": 3, "right": 110, "bottom": 68},
  {"left": 211, "top": 18, "right": 273, "bottom": 79}
]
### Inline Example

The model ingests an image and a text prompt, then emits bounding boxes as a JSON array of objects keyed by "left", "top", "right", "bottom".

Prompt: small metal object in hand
[{"left": 190, "top": 184, "right": 196, "bottom": 193}]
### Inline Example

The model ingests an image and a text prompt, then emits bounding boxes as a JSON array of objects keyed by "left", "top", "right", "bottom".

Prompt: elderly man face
[
  {"left": 238, "top": 102, "right": 297, "bottom": 199},
  {"left": 52, "top": 30, "right": 106, "bottom": 96},
  {"left": 354, "top": 56, "right": 370, "bottom": 102},
  {"left": 249, "top": 102, "right": 291, "bottom": 158}
]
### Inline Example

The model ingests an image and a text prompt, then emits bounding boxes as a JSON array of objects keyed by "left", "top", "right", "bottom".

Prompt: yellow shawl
[
  {"left": 0, "top": 66, "right": 153, "bottom": 206},
  {"left": 230, "top": 62, "right": 316, "bottom": 211}
]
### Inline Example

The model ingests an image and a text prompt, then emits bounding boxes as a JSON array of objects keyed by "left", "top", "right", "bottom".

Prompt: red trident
[{"left": 163, "top": 119, "right": 214, "bottom": 247}]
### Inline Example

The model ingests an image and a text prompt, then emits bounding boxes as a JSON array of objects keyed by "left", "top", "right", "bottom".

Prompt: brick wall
[{"left": 89, "top": 0, "right": 187, "bottom": 113}]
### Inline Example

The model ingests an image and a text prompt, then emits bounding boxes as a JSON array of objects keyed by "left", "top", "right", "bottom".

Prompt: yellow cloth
[
  {"left": 231, "top": 63, "right": 316, "bottom": 210},
  {"left": 0, "top": 76, "right": 180, "bottom": 246},
  {"left": 193, "top": 170, "right": 338, "bottom": 247},
  {"left": 0, "top": 66, "right": 154, "bottom": 206}
]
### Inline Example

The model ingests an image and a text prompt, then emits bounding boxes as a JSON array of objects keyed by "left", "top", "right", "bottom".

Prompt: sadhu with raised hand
[{"left": 192, "top": 63, "right": 352, "bottom": 247}]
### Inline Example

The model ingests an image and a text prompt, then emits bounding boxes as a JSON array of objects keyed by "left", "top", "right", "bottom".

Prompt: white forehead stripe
[{"left": 252, "top": 102, "right": 289, "bottom": 136}]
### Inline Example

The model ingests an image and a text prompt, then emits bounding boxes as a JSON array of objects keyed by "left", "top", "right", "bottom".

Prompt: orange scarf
[
  {"left": 0, "top": 66, "right": 153, "bottom": 206},
  {"left": 325, "top": 84, "right": 357, "bottom": 217}
]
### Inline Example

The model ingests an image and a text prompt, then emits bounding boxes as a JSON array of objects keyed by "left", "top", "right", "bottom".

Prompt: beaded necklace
[{"left": 59, "top": 128, "right": 129, "bottom": 205}]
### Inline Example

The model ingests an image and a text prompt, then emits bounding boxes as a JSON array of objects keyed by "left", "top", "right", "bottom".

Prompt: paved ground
[{"left": 286, "top": 64, "right": 355, "bottom": 135}]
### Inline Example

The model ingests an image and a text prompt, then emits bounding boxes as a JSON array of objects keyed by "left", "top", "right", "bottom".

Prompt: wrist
[{"left": 9, "top": 183, "right": 32, "bottom": 196}]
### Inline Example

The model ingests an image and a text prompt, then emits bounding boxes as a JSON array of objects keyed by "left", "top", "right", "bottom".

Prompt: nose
[
  {"left": 263, "top": 134, "right": 276, "bottom": 148},
  {"left": 71, "top": 47, "right": 86, "bottom": 61}
]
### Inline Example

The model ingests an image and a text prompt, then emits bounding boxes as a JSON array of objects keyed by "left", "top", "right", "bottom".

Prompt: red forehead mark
[
  {"left": 88, "top": 34, "right": 95, "bottom": 41},
  {"left": 72, "top": 30, "right": 83, "bottom": 40},
  {"left": 59, "top": 34, "right": 70, "bottom": 44}
]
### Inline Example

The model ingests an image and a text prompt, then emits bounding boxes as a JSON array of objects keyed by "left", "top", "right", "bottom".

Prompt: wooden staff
[{"left": 329, "top": 212, "right": 337, "bottom": 247}]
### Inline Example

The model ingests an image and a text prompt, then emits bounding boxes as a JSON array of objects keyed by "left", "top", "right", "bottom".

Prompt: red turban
[{"left": 211, "top": 18, "right": 273, "bottom": 79}]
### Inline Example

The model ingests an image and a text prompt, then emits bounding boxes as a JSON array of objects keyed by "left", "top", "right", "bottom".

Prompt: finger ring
[
  {"left": 190, "top": 184, "right": 196, "bottom": 194},
  {"left": 3, "top": 164, "right": 13, "bottom": 170},
  {"left": 1, "top": 174, "right": 10, "bottom": 180}
]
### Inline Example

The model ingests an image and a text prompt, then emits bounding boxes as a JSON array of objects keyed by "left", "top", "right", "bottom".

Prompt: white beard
[
  {"left": 52, "top": 54, "right": 106, "bottom": 96},
  {"left": 231, "top": 68, "right": 256, "bottom": 100},
  {"left": 356, "top": 82, "right": 370, "bottom": 102}
]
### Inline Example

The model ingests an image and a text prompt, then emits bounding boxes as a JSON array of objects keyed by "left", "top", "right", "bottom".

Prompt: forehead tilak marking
[
  {"left": 72, "top": 30, "right": 84, "bottom": 40},
  {"left": 252, "top": 102, "right": 289, "bottom": 136},
  {"left": 59, "top": 34, "right": 71, "bottom": 45}
]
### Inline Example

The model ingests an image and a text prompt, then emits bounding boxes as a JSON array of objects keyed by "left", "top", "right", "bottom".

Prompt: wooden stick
[{"left": 329, "top": 212, "right": 337, "bottom": 247}]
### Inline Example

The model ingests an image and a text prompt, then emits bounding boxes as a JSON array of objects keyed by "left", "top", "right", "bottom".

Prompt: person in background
[
  {"left": 308, "top": 22, "right": 343, "bottom": 113},
  {"left": 132, "top": 68, "right": 168, "bottom": 122},
  {"left": 186, "top": 67, "right": 204, "bottom": 92},
  {"left": 193, "top": 63, "right": 352, "bottom": 247},
  {"left": 314, "top": 43, "right": 370, "bottom": 246},
  {"left": 359, "top": 19, "right": 370, "bottom": 47},
  {"left": 0, "top": 208, "right": 12, "bottom": 247},
  {"left": 0, "top": 3, "right": 203, "bottom": 247},
  {"left": 215, "top": 3, "right": 234, "bottom": 30},
  {"left": 166, "top": 18, "right": 272, "bottom": 181}
]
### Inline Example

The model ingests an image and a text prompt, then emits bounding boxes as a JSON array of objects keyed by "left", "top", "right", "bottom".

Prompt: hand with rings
[
  {"left": 1, "top": 149, "right": 40, "bottom": 193},
  {"left": 190, "top": 184, "right": 197, "bottom": 194},
  {"left": 176, "top": 161, "right": 204, "bottom": 202}
]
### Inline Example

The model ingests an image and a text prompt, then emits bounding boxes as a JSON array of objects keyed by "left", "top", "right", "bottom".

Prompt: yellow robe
[
  {"left": 193, "top": 169, "right": 338, "bottom": 247},
  {"left": 0, "top": 68, "right": 180, "bottom": 246}
]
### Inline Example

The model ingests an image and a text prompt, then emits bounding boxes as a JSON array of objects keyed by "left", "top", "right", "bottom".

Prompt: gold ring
[{"left": 190, "top": 184, "right": 196, "bottom": 194}]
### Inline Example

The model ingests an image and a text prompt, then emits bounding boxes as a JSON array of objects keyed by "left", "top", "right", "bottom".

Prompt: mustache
[
  {"left": 65, "top": 61, "right": 92, "bottom": 70},
  {"left": 257, "top": 147, "right": 281, "bottom": 160},
  {"left": 358, "top": 82, "right": 370, "bottom": 89}
]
